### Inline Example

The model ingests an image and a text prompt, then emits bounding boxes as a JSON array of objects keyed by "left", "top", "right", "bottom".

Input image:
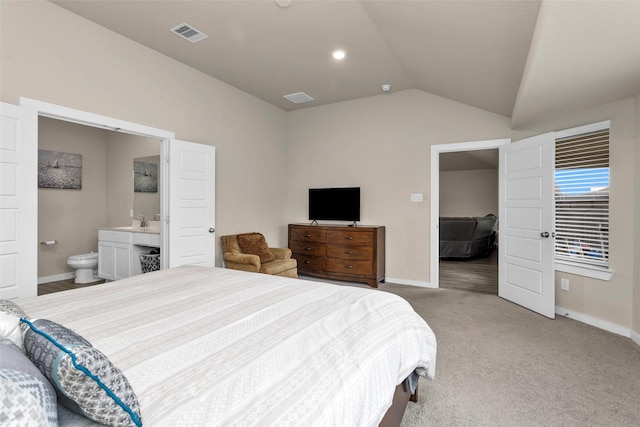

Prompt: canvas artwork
[
  {"left": 38, "top": 150, "right": 82, "bottom": 189},
  {"left": 134, "top": 161, "right": 158, "bottom": 193}
]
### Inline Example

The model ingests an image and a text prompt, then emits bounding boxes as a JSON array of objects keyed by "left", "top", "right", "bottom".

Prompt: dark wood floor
[
  {"left": 439, "top": 249, "right": 498, "bottom": 294},
  {"left": 38, "top": 278, "right": 105, "bottom": 296}
]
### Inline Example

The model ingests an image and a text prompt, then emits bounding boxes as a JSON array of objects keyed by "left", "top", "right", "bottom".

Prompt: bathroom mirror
[{"left": 133, "top": 155, "right": 161, "bottom": 222}]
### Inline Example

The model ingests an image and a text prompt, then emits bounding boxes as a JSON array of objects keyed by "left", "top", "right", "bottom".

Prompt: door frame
[
  {"left": 429, "top": 138, "right": 511, "bottom": 288},
  {"left": 20, "top": 97, "right": 175, "bottom": 270}
]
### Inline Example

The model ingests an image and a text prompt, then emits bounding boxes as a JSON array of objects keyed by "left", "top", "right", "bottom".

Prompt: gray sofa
[{"left": 439, "top": 215, "right": 498, "bottom": 259}]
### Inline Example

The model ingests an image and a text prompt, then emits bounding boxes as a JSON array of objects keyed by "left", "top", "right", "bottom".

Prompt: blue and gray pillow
[{"left": 22, "top": 318, "right": 143, "bottom": 427}]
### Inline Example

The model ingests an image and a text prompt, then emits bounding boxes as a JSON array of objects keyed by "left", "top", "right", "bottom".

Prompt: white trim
[
  {"left": 38, "top": 272, "right": 74, "bottom": 285},
  {"left": 555, "top": 305, "right": 630, "bottom": 337},
  {"left": 555, "top": 261, "right": 614, "bottom": 281},
  {"left": 19, "top": 98, "right": 175, "bottom": 139},
  {"left": 430, "top": 138, "right": 510, "bottom": 289},
  {"left": 631, "top": 330, "right": 640, "bottom": 347},
  {"left": 385, "top": 277, "right": 434, "bottom": 288},
  {"left": 554, "top": 120, "right": 610, "bottom": 139}
]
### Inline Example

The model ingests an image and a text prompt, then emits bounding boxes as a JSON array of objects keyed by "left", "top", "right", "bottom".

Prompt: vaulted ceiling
[{"left": 52, "top": 0, "right": 640, "bottom": 126}]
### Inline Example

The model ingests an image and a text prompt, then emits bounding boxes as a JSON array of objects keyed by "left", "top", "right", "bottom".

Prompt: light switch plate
[{"left": 410, "top": 193, "right": 423, "bottom": 203}]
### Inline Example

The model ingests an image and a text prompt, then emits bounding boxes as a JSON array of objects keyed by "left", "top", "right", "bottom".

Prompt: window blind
[{"left": 554, "top": 129, "right": 609, "bottom": 268}]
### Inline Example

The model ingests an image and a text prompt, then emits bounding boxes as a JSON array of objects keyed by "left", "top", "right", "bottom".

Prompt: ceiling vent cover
[
  {"left": 283, "top": 92, "right": 315, "bottom": 104},
  {"left": 170, "top": 23, "right": 208, "bottom": 43}
]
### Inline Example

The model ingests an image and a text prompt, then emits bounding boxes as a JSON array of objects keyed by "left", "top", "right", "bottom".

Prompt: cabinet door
[
  {"left": 98, "top": 241, "right": 131, "bottom": 281},
  {"left": 98, "top": 242, "right": 114, "bottom": 280}
]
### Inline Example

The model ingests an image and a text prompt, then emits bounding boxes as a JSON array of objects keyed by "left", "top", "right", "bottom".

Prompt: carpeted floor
[{"left": 378, "top": 284, "right": 640, "bottom": 427}]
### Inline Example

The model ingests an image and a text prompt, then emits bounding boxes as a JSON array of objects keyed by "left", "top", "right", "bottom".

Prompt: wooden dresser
[{"left": 288, "top": 224, "right": 385, "bottom": 288}]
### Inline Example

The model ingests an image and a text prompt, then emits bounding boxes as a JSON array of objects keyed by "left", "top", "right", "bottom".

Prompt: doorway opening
[
  {"left": 438, "top": 149, "right": 499, "bottom": 294},
  {"left": 429, "top": 139, "right": 510, "bottom": 292},
  {"left": 37, "top": 116, "right": 161, "bottom": 285}
]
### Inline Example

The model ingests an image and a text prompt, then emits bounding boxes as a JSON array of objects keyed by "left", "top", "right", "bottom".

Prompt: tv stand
[{"left": 288, "top": 224, "right": 385, "bottom": 288}]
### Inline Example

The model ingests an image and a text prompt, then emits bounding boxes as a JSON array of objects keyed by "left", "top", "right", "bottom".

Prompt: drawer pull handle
[
  {"left": 345, "top": 265, "right": 353, "bottom": 269},
  {"left": 304, "top": 234, "right": 311, "bottom": 238},
  {"left": 344, "top": 251, "right": 353, "bottom": 255},
  {"left": 303, "top": 260, "right": 311, "bottom": 265},
  {"left": 304, "top": 247, "right": 312, "bottom": 251},
  {"left": 345, "top": 236, "right": 353, "bottom": 240}
]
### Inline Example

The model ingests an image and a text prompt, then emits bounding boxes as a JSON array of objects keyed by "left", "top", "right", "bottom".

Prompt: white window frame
[{"left": 554, "top": 120, "right": 613, "bottom": 281}]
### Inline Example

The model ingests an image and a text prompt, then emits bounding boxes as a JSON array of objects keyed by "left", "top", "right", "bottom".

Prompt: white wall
[
  {"left": 439, "top": 169, "right": 499, "bottom": 218},
  {"left": 286, "top": 89, "right": 511, "bottom": 284},
  {"left": 633, "top": 94, "right": 640, "bottom": 341}
]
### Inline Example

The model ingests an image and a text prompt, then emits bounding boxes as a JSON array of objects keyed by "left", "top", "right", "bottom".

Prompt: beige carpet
[{"left": 377, "top": 284, "right": 640, "bottom": 426}]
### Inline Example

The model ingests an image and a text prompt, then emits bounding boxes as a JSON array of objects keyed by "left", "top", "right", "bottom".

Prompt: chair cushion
[
  {"left": 237, "top": 233, "right": 276, "bottom": 263},
  {"left": 259, "top": 258, "right": 297, "bottom": 276}
]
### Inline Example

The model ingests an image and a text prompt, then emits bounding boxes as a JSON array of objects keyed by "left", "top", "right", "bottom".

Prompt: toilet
[{"left": 67, "top": 252, "right": 99, "bottom": 284}]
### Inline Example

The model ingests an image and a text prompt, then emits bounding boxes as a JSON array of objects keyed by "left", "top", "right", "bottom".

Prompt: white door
[
  {"left": 168, "top": 140, "right": 215, "bottom": 268},
  {"left": 0, "top": 102, "right": 37, "bottom": 299},
  {"left": 499, "top": 133, "right": 555, "bottom": 318}
]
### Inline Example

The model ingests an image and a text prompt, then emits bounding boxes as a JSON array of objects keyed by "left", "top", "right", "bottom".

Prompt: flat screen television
[{"left": 309, "top": 187, "right": 360, "bottom": 223}]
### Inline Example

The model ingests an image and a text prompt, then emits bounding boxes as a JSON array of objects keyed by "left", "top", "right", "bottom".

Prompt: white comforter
[{"left": 18, "top": 266, "right": 436, "bottom": 427}]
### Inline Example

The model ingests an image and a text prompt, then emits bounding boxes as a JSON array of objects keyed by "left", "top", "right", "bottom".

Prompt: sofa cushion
[{"left": 237, "top": 233, "right": 276, "bottom": 263}]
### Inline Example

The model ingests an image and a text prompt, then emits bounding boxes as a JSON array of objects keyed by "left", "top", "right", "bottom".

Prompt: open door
[
  {"left": 498, "top": 133, "right": 555, "bottom": 318},
  {"left": 168, "top": 140, "right": 216, "bottom": 268},
  {"left": 0, "top": 102, "right": 37, "bottom": 298}
]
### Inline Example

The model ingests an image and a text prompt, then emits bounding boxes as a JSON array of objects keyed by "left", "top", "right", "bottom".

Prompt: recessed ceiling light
[
  {"left": 275, "top": 0, "right": 292, "bottom": 8},
  {"left": 332, "top": 50, "right": 346, "bottom": 60}
]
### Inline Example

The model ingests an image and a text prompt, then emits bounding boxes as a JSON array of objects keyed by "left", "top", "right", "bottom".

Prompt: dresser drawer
[
  {"left": 290, "top": 226, "right": 326, "bottom": 243},
  {"left": 290, "top": 241, "right": 326, "bottom": 257},
  {"left": 294, "top": 255, "right": 326, "bottom": 271},
  {"left": 327, "top": 258, "right": 373, "bottom": 276},
  {"left": 327, "top": 229, "right": 373, "bottom": 245},
  {"left": 327, "top": 244, "right": 373, "bottom": 261}
]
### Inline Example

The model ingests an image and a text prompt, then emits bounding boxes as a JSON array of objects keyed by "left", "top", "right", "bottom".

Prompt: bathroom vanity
[{"left": 98, "top": 226, "right": 160, "bottom": 281}]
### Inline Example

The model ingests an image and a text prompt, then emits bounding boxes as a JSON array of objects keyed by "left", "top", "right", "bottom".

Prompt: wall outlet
[{"left": 561, "top": 278, "right": 570, "bottom": 291}]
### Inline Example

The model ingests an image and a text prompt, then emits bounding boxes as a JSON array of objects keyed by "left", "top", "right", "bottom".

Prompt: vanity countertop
[{"left": 102, "top": 226, "right": 160, "bottom": 234}]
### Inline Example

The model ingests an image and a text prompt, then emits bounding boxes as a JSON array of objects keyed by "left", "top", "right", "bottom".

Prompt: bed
[{"left": 7, "top": 266, "right": 437, "bottom": 426}]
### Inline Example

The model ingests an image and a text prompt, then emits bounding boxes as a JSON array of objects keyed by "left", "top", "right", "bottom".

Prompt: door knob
[
  {"left": 209, "top": 228, "right": 215, "bottom": 233},
  {"left": 540, "top": 231, "right": 550, "bottom": 238}
]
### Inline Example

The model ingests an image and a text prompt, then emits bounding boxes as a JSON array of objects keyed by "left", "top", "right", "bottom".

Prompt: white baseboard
[
  {"left": 555, "top": 305, "right": 631, "bottom": 338},
  {"left": 631, "top": 329, "right": 640, "bottom": 347},
  {"left": 385, "top": 277, "right": 434, "bottom": 288},
  {"left": 38, "top": 272, "right": 74, "bottom": 285}
]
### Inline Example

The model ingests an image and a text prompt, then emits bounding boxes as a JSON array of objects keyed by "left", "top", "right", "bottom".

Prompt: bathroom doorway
[{"left": 37, "top": 116, "right": 161, "bottom": 284}]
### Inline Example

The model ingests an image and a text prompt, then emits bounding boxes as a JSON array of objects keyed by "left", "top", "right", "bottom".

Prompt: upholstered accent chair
[{"left": 220, "top": 233, "right": 298, "bottom": 278}]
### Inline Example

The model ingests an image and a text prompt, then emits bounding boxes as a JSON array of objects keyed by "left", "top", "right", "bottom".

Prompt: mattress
[{"left": 18, "top": 266, "right": 437, "bottom": 426}]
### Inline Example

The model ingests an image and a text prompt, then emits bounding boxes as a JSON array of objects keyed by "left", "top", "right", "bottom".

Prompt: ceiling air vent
[
  {"left": 283, "top": 92, "right": 315, "bottom": 104},
  {"left": 170, "top": 23, "right": 208, "bottom": 43}
]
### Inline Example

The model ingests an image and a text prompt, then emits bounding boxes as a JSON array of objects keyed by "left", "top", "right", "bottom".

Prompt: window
[{"left": 554, "top": 123, "right": 609, "bottom": 271}]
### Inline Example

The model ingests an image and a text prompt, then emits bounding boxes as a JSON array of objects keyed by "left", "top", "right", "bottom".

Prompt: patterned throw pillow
[
  {"left": 0, "top": 299, "right": 29, "bottom": 350},
  {"left": 237, "top": 232, "right": 276, "bottom": 263},
  {"left": 22, "top": 319, "right": 142, "bottom": 427},
  {"left": 0, "top": 339, "right": 58, "bottom": 426}
]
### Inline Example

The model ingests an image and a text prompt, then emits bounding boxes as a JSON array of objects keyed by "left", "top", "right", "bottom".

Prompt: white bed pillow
[{"left": 0, "top": 299, "right": 29, "bottom": 350}]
